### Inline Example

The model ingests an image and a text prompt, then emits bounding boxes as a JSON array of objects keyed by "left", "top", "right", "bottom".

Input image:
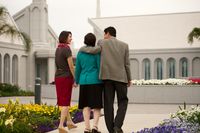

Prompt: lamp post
[{"left": 35, "top": 77, "right": 41, "bottom": 104}]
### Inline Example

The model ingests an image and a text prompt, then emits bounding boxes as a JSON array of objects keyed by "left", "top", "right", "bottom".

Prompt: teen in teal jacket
[
  {"left": 75, "top": 52, "right": 102, "bottom": 85},
  {"left": 75, "top": 33, "right": 103, "bottom": 133}
]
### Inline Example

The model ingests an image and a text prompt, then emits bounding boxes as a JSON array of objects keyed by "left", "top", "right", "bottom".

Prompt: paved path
[{"left": 0, "top": 96, "right": 191, "bottom": 133}]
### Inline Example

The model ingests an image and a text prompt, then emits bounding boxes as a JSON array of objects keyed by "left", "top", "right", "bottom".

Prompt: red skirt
[{"left": 55, "top": 77, "right": 74, "bottom": 106}]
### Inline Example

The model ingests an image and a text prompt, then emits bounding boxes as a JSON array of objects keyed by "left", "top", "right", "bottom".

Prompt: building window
[
  {"left": 167, "top": 58, "right": 176, "bottom": 78},
  {"left": 155, "top": 58, "right": 163, "bottom": 80},
  {"left": 36, "top": 64, "right": 40, "bottom": 78},
  {"left": 143, "top": 59, "right": 150, "bottom": 80},
  {"left": 12, "top": 55, "right": 18, "bottom": 85},
  {"left": 180, "top": 58, "right": 188, "bottom": 77},
  {"left": 4, "top": 54, "right": 10, "bottom": 83},
  {"left": 192, "top": 57, "right": 200, "bottom": 77}
]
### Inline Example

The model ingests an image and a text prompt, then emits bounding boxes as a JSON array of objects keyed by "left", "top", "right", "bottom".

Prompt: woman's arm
[
  {"left": 75, "top": 53, "right": 81, "bottom": 84},
  {"left": 67, "top": 56, "right": 75, "bottom": 79}
]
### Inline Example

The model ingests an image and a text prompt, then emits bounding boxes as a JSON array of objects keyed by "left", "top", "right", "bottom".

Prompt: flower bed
[
  {"left": 0, "top": 99, "right": 84, "bottom": 133},
  {"left": 189, "top": 77, "right": 200, "bottom": 84},
  {"left": 134, "top": 105, "right": 200, "bottom": 133},
  {"left": 131, "top": 78, "right": 200, "bottom": 85}
]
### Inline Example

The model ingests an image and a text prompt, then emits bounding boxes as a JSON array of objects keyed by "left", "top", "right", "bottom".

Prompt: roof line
[{"left": 90, "top": 11, "right": 200, "bottom": 20}]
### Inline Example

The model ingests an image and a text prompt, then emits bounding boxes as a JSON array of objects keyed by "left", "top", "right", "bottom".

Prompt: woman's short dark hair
[
  {"left": 84, "top": 33, "right": 96, "bottom": 47},
  {"left": 59, "top": 31, "right": 72, "bottom": 43},
  {"left": 104, "top": 26, "right": 116, "bottom": 37}
]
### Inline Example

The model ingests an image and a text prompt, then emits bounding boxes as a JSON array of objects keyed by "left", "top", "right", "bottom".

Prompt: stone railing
[{"left": 42, "top": 85, "right": 200, "bottom": 104}]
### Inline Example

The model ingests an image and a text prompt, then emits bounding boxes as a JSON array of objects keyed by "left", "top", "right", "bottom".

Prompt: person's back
[
  {"left": 55, "top": 45, "right": 72, "bottom": 78},
  {"left": 75, "top": 52, "right": 102, "bottom": 85},
  {"left": 99, "top": 37, "right": 130, "bottom": 83},
  {"left": 99, "top": 26, "right": 131, "bottom": 133}
]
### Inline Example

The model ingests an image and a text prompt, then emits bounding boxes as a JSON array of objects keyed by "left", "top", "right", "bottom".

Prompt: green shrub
[
  {"left": 18, "top": 90, "right": 34, "bottom": 96},
  {"left": 0, "top": 120, "right": 33, "bottom": 133},
  {"left": 0, "top": 83, "right": 19, "bottom": 92},
  {"left": 0, "top": 83, "right": 34, "bottom": 96},
  {"left": 12, "top": 121, "right": 33, "bottom": 133}
]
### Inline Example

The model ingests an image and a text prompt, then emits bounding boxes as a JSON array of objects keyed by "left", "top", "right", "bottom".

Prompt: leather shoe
[
  {"left": 84, "top": 131, "right": 91, "bottom": 133},
  {"left": 113, "top": 127, "right": 123, "bottom": 133},
  {"left": 92, "top": 128, "right": 101, "bottom": 133}
]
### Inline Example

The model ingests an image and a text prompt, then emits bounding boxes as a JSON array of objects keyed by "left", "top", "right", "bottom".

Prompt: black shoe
[
  {"left": 113, "top": 127, "right": 123, "bottom": 133},
  {"left": 84, "top": 131, "right": 91, "bottom": 133},
  {"left": 92, "top": 128, "right": 101, "bottom": 133}
]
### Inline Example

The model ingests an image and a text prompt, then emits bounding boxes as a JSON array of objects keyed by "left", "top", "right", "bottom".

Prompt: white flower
[
  {"left": 132, "top": 78, "right": 194, "bottom": 85},
  {"left": 5, "top": 116, "right": 15, "bottom": 126},
  {"left": 0, "top": 107, "right": 6, "bottom": 113},
  {"left": 194, "top": 116, "right": 198, "bottom": 121}
]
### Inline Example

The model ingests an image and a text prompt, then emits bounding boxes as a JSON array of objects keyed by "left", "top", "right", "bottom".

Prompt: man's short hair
[{"left": 104, "top": 26, "right": 116, "bottom": 37}]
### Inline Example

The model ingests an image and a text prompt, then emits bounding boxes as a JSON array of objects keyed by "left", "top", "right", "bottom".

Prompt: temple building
[{"left": 0, "top": 0, "right": 199, "bottom": 92}]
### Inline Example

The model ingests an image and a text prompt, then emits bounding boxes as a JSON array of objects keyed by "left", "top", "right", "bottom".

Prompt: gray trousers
[{"left": 103, "top": 80, "right": 128, "bottom": 133}]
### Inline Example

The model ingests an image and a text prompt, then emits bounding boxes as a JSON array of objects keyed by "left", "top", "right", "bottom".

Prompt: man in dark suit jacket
[{"left": 80, "top": 26, "right": 131, "bottom": 133}]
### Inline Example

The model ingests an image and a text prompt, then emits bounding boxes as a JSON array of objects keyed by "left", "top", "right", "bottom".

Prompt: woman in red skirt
[{"left": 55, "top": 31, "right": 77, "bottom": 133}]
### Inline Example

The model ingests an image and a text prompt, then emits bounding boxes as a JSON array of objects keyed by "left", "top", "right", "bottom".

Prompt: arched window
[
  {"left": 155, "top": 58, "right": 163, "bottom": 80},
  {"left": 167, "top": 58, "right": 176, "bottom": 78},
  {"left": 180, "top": 58, "right": 188, "bottom": 77},
  {"left": 143, "top": 58, "right": 150, "bottom": 80},
  {"left": 4, "top": 54, "right": 10, "bottom": 83},
  {"left": 192, "top": 57, "right": 200, "bottom": 77},
  {"left": 0, "top": 54, "right": 2, "bottom": 82},
  {"left": 32, "top": 7, "right": 40, "bottom": 42},
  {"left": 12, "top": 55, "right": 18, "bottom": 85}
]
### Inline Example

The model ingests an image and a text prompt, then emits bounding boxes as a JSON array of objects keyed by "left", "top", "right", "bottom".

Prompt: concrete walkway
[{"left": 0, "top": 96, "right": 190, "bottom": 133}]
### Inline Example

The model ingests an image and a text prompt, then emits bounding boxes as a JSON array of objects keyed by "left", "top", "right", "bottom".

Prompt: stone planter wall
[{"left": 41, "top": 85, "right": 200, "bottom": 104}]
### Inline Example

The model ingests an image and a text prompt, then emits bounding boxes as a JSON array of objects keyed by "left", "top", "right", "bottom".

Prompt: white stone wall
[
  {"left": 129, "top": 48, "right": 200, "bottom": 79},
  {"left": 42, "top": 84, "right": 200, "bottom": 104},
  {"left": 0, "top": 41, "right": 27, "bottom": 88},
  {"left": 19, "top": 55, "right": 28, "bottom": 90},
  {"left": 0, "top": 7, "right": 29, "bottom": 90}
]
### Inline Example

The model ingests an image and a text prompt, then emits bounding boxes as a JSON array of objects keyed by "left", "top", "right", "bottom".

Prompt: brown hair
[
  {"left": 59, "top": 31, "right": 72, "bottom": 43},
  {"left": 84, "top": 33, "right": 96, "bottom": 47}
]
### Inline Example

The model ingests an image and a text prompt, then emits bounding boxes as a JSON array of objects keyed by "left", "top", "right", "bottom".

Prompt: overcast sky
[{"left": 1, "top": 0, "right": 200, "bottom": 48}]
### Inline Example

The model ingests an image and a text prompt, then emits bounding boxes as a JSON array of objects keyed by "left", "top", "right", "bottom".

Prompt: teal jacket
[{"left": 75, "top": 51, "right": 102, "bottom": 85}]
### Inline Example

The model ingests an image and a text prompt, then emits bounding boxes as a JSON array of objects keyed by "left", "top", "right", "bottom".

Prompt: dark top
[{"left": 55, "top": 45, "right": 72, "bottom": 78}]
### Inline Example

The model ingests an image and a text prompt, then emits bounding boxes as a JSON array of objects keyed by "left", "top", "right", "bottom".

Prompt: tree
[
  {"left": 0, "top": 6, "right": 31, "bottom": 52},
  {"left": 188, "top": 27, "right": 200, "bottom": 44}
]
